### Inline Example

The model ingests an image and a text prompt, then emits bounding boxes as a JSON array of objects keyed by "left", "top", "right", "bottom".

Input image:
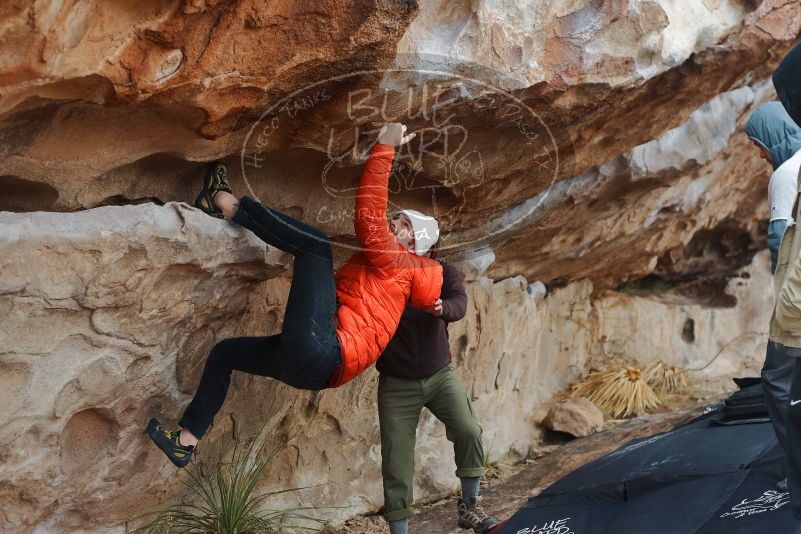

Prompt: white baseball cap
[{"left": 397, "top": 209, "right": 440, "bottom": 256}]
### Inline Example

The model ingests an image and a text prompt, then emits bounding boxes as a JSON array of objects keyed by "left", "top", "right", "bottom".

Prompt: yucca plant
[
  {"left": 645, "top": 360, "right": 689, "bottom": 396},
  {"left": 131, "top": 433, "right": 320, "bottom": 533},
  {"left": 572, "top": 366, "right": 661, "bottom": 419}
]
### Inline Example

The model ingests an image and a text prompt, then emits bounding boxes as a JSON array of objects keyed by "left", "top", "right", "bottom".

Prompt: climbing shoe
[
  {"left": 147, "top": 418, "right": 194, "bottom": 468},
  {"left": 193, "top": 162, "right": 232, "bottom": 218},
  {"left": 457, "top": 496, "right": 498, "bottom": 533},
  {"left": 778, "top": 478, "right": 788, "bottom": 491}
]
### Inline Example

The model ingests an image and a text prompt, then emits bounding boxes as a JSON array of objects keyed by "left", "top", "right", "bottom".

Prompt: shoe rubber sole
[{"left": 458, "top": 519, "right": 496, "bottom": 533}]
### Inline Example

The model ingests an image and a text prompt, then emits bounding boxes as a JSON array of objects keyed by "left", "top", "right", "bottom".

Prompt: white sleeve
[{"left": 769, "top": 167, "right": 798, "bottom": 221}]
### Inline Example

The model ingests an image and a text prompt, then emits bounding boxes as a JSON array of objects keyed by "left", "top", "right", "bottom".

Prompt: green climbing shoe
[
  {"left": 147, "top": 418, "right": 194, "bottom": 468},
  {"left": 193, "top": 162, "right": 232, "bottom": 218}
]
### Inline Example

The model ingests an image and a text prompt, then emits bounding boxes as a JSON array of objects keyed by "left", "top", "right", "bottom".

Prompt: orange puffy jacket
[{"left": 329, "top": 144, "right": 443, "bottom": 387}]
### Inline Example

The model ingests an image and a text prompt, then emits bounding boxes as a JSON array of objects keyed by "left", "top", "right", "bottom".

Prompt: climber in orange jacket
[{"left": 147, "top": 123, "right": 443, "bottom": 467}]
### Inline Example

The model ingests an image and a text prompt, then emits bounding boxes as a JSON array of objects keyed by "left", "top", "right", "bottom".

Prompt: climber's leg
[
  {"left": 227, "top": 195, "right": 331, "bottom": 258},
  {"left": 170, "top": 203, "right": 340, "bottom": 447},
  {"left": 148, "top": 167, "right": 340, "bottom": 466},
  {"left": 149, "top": 334, "right": 286, "bottom": 466},
  {"left": 228, "top": 194, "right": 341, "bottom": 381},
  {"left": 203, "top": 165, "right": 339, "bottom": 336},
  {"left": 178, "top": 335, "right": 283, "bottom": 441}
]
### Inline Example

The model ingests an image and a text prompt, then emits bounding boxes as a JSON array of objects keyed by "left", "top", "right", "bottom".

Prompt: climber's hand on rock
[
  {"left": 377, "top": 123, "right": 416, "bottom": 147},
  {"left": 428, "top": 298, "right": 443, "bottom": 317}
]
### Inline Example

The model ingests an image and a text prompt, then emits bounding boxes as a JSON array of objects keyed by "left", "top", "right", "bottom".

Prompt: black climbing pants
[
  {"left": 179, "top": 196, "right": 341, "bottom": 439},
  {"left": 762, "top": 340, "right": 794, "bottom": 451},
  {"left": 786, "top": 354, "right": 801, "bottom": 519}
]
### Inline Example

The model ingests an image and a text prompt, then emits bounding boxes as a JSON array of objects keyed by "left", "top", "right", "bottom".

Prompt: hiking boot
[
  {"left": 194, "top": 162, "right": 232, "bottom": 218},
  {"left": 778, "top": 478, "right": 788, "bottom": 491},
  {"left": 147, "top": 418, "right": 194, "bottom": 468},
  {"left": 457, "top": 496, "right": 498, "bottom": 533}
]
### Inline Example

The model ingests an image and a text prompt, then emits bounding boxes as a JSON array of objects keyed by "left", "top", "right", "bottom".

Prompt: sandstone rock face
[
  {"left": 485, "top": 82, "right": 772, "bottom": 289},
  {"left": 2, "top": 215, "right": 771, "bottom": 532},
  {"left": 542, "top": 398, "right": 605, "bottom": 438},
  {"left": 0, "top": 204, "right": 289, "bottom": 530},
  {"left": 0, "top": 0, "right": 797, "bottom": 531},
  {"left": 1, "top": 1, "right": 799, "bottom": 291}
]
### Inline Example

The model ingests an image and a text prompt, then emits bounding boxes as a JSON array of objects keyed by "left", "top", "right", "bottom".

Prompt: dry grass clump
[
  {"left": 482, "top": 442, "right": 505, "bottom": 480},
  {"left": 572, "top": 366, "right": 660, "bottom": 419},
  {"left": 645, "top": 360, "right": 689, "bottom": 396},
  {"left": 483, "top": 458, "right": 504, "bottom": 481}
]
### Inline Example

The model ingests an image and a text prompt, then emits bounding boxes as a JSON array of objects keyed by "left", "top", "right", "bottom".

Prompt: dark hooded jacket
[
  {"left": 746, "top": 102, "right": 801, "bottom": 171},
  {"left": 774, "top": 42, "right": 801, "bottom": 129},
  {"left": 376, "top": 261, "right": 467, "bottom": 379}
]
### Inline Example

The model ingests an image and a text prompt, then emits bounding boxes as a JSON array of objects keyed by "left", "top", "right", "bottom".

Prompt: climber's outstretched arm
[{"left": 354, "top": 123, "right": 416, "bottom": 269}]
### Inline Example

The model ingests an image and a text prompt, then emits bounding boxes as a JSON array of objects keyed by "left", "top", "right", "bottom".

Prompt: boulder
[{"left": 542, "top": 398, "right": 605, "bottom": 438}]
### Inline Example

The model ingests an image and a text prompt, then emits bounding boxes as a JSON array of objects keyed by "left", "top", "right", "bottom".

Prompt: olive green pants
[{"left": 378, "top": 365, "right": 485, "bottom": 522}]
